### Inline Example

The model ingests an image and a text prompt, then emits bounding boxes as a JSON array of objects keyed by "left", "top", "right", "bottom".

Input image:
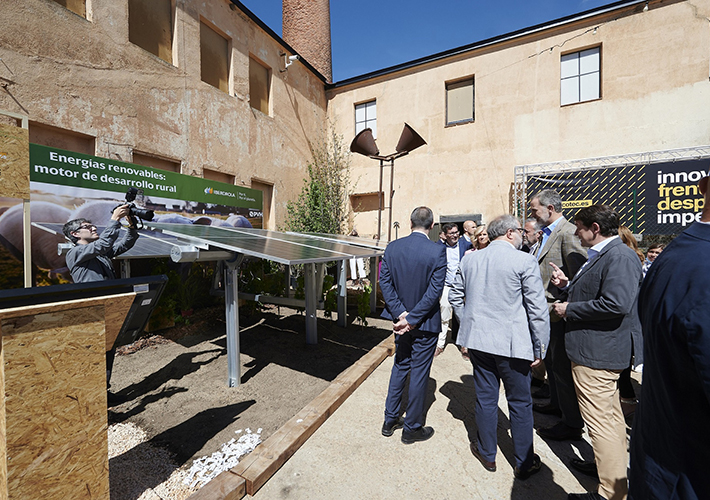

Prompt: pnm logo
[{"left": 204, "top": 187, "right": 214, "bottom": 194}]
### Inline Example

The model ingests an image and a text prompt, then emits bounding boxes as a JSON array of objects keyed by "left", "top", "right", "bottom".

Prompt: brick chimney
[{"left": 282, "top": 0, "right": 332, "bottom": 83}]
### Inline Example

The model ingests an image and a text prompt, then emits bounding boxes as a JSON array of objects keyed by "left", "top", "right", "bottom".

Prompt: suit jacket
[
  {"left": 449, "top": 240, "right": 549, "bottom": 361},
  {"left": 438, "top": 237, "right": 473, "bottom": 260},
  {"left": 629, "top": 221, "right": 710, "bottom": 500},
  {"left": 380, "top": 231, "right": 447, "bottom": 333},
  {"left": 564, "top": 237, "right": 642, "bottom": 370},
  {"left": 537, "top": 217, "right": 587, "bottom": 306}
]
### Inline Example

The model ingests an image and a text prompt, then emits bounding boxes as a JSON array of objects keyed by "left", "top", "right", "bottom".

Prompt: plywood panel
[
  {"left": 0, "top": 123, "right": 30, "bottom": 199},
  {"left": 2, "top": 305, "right": 108, "bottom": 499}
]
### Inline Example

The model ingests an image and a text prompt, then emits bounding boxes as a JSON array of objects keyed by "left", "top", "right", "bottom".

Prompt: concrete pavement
[{"left": 248, "top": 343, "right": 604, "bottom": 500}]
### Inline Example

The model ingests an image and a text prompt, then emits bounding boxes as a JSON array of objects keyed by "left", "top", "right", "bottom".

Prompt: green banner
[{"left": 29, "top": 144, "right": 262, "bottom": 210}]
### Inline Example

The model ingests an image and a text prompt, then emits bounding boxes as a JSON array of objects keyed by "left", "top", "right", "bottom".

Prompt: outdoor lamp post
[{"left": 350, "top": 123, "right": 426, "bottom": 241}]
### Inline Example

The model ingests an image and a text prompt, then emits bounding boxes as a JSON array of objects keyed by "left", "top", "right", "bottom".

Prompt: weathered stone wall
[
  {"left": 0, "top": 0, "right": 329, "bottom": 229},
  {"left": 327, "top": 0, "right": 710, "bottom": 236}
]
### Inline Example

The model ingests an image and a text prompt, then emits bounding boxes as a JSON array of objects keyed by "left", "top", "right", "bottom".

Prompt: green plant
[
  {"left": 356, "top": 283, "right": 372, "bottom": 327},
  {"left": 283, "top": 126, "right": 351, "bottom": 235}
]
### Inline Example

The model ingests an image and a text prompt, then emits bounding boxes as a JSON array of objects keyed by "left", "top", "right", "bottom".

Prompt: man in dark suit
[
  {"left": 628, "top": 175, "right": 710, "bottom": 500},
  {"left": 550, "top": 205, "right": 642, "bottom": 500},
  {"left": 530, "top": 189, "right": 588, "bottom": 441},
  {"left": 380, "top": 206, "right": 447, "bottom": 444},
  {"left": 436, "top": 222, "right": 473, "bottom": 355}
]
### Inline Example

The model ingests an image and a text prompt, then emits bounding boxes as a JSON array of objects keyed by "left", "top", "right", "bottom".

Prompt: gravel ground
[{"left": 106, "top": 302, "right": 392, "bottom": 500}]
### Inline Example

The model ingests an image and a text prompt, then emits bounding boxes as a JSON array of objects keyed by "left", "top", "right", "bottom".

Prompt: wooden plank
[
  {"left": 187, "top": 471, "right": 245, "bottom": 500},
  {"left": 232, "top": 334, "right": 394, "bottom": 496},
  {"left": 0, "top": 123, "right": 30, "bottom": 199},
  {"left": 0, "top": 293, "right": 136, "bottom": 320},
  {"left": 1, "top": 304, "right": 109, "bottom": 499}
]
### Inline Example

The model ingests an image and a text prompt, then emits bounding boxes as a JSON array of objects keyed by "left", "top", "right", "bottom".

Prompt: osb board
[
  {"left": 232, "top": 335, "right": 394, "bottom": 496},
  {"left": 0, "top": 123, "right": 29, "bottom": 199},
  {"left": 0, "top": 303, "right": 118, "bottom": 499},
  {"left": 0, "top": 293, "right": 135, "bottom": 352}
]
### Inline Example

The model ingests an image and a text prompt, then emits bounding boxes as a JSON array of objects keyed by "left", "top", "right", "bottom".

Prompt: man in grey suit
[
  {"left": 530, "top": 189, "right": 587, "bottom": 441},
  {"left": 550, "top": 205, "right": 642, "bottom": 500},
  {"left": 450, "top": 215, "right": 549, "bottom": 479}
]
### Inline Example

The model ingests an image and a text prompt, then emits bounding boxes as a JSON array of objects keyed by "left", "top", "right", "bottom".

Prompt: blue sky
[{"left": 239, "top": 0, "right": 619, "bottom": 82}]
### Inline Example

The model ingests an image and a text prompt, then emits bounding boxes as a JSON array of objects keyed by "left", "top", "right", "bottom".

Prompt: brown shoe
[
  {"left": 514, "top": 454, "right": 542, "bottom": 480},
  {"left": 470, "top": 440, "right": 496, "bottom": 472}
]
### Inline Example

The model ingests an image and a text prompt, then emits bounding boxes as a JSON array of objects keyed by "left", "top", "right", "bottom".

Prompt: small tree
[{"left": 284, "top": 127, "right": 351, "bottom": 234}]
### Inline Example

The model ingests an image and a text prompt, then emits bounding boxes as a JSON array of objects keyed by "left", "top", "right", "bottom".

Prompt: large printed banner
[
  {"left": 526, "top": 158, "right": 708, "bottom": 235},
  {"left": 0, "top": 144, "right": 262, "bottom": 283}
]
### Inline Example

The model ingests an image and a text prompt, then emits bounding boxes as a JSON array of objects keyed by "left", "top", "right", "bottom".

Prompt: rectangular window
[
  {"left": 51, "top": 0, "right": 86, "bottom": 18},
  {"left": 249, "top": 57, "right": 270, "bottom": 115},
  {"left": 446, "top": 78, "right": 474, "bottom": 125},
  {"left": 355, "top": 101, "right": 376, "bottom": 138},
  {"left": 132, "top": 152, "right": 180, "bottom": 173},
  {"left": 350, "top": 192, "right": 383, "bottom": 213},
  {"left": 203, "top": 167, "right": 234, "bottom": 185},
  {"left": 29, "top": 122, "right": 95, "bottom": 155},
  {"left": 561, "top": 47, "right": 600, "bottom": 106},
  {"left": 251, "top": 179, "right": 273, "bottom": 229},
  {"left": 128, "top": 0, "right": 173, "bottom": 64},
  {"left": 200, "top": 21, "right": 229, "bottom": 93}
]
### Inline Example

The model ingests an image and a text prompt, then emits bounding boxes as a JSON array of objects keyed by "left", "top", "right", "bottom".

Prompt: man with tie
[
  {"left": 529, "top": 189, "right": 587, "bottom": 441},
  {"left": 436, "top": 222, "right": 473, "bottom": 355},
  {"left": 550, "top": 204, "right": 642, "bottom": 500},
  {"left": 523, "top": 218, "right": 543, "bottom": 255},
  {"left": 380, "top": 206, "right": 447, "bottom": 444}
]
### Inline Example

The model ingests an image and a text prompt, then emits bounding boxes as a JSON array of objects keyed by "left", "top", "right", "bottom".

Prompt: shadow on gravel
[
  {"left": 206, "top": 310, "right": 392, "bottom": 384},
  {"left": 110, "top": 401, "right": 255, "bottom": 500}
]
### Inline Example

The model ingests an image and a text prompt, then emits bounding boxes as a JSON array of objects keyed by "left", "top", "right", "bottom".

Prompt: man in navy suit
[
  {"left": 628, "top": 174, "right": 710, "bottom": 499},
  {"left": 380, "top": 206, "right": 447, "bottom": 444},
  {"left": 436, "top": 222, "right": 473, "bottom": 355}
]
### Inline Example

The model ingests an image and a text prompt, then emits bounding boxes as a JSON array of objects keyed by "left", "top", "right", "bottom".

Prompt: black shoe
[
  {"left": 470, "top": 440, "right": 496, "bottom": 472},
  {"left": 567, "top": 493, "right": 606, "bottom": 500},
  {"left": 533, "top": 402, "right": 562, "bottom": 416},
  {"left": 514, "top": 453, "right": 542, "bottom": 480},
  {"left": 381, "top": 416, "right": 404, "bottom": 437},
  {"left": 401, "top": 426, "right": 434, "bottom": 444},
  {"left": 532, "top": 385, "right": 551, "bottom": 399},
  {"left": 570, "top": 458, "right": 599, "bottom": 479},
  {"left": 536, "top": 422, "right": 583, "bottom": 441}
]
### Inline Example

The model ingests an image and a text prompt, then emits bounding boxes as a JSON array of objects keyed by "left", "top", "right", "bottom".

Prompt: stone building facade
[
  {"left": 0, "top": 0, "right": 329, "bottom": 229},
  {"left": 328, "top": 0, "right": 710, "bottom": 236}
]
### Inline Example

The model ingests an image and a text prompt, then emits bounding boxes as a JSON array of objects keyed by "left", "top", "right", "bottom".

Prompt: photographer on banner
[{"left": 63, "top": 204, "right": 139, "bottom": 282}]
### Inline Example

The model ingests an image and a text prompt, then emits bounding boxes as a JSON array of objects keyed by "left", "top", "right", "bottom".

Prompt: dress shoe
[
  {"left": 470, "top": 440, "right": 496, "bottom": 472},
  {"left": 533, "top": 402, "right": 562, "bottom": 416},
  {"left": 381, "top": 416, "right": 404, "bottom": 437},
  {"left": 401, "top": 426, "right": 434, "bottom": 444},
  {"left": 514, "top": 453, "right": 542, "bottom": 480},
  {"left": 570, "top": 458, "right": 599, "bottom": 479},
  {"left": 536, "top": 422, "right": 583, "bottom": 441},
  {"left": 567, "top": 492, "right": 606, "bottom": 499},
  {"left": 532, "top": 384, "right": 551, "bottom": 399}
]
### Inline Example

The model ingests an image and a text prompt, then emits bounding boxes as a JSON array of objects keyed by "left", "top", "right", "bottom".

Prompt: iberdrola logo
[{"left": 204, "top": 187, "right": 214, "bottom": 194}]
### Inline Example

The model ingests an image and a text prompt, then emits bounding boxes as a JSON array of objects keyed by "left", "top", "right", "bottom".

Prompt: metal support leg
[
  {"left": 285, "top": 265, "right": 291, "bottom": 298},
  {"left": 315, "top": 263, "right": 325, "bottom": 305},
  {"left": 304, "top": 262, "right": 318, "bottom": 344},
  {"left": 225, "top": 255, "right": 244, "bottom": 387},
  {"left": 369, "top": 256, "right": 378, "bottom": 314},
  {"left": 337, "top": 259, "right": 347, "bottom": 327}
]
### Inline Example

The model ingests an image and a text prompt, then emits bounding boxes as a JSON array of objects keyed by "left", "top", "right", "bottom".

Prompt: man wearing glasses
[{"left": 62, "top": 204, "right": 139, "bottom": 283}]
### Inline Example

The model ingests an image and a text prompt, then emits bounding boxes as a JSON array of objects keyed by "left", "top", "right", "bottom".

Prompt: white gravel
[{"left": 108, "top": 422, "right": 261, "bottom": 500}]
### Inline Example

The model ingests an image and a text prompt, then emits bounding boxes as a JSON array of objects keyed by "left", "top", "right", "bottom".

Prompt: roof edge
[{"left": 327, "top": 0, "right": 647, "bottom": 90}]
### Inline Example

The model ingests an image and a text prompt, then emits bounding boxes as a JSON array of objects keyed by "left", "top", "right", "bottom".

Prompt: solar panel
[
  {"left": 32, "top": 222, "right": 188, "bottom": 259},
  {"left": 144, "top": 223, "right": 384, "bottom": 265},
  {"left": 294, "top": 231, "right": 389, "bottom": 250}
]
